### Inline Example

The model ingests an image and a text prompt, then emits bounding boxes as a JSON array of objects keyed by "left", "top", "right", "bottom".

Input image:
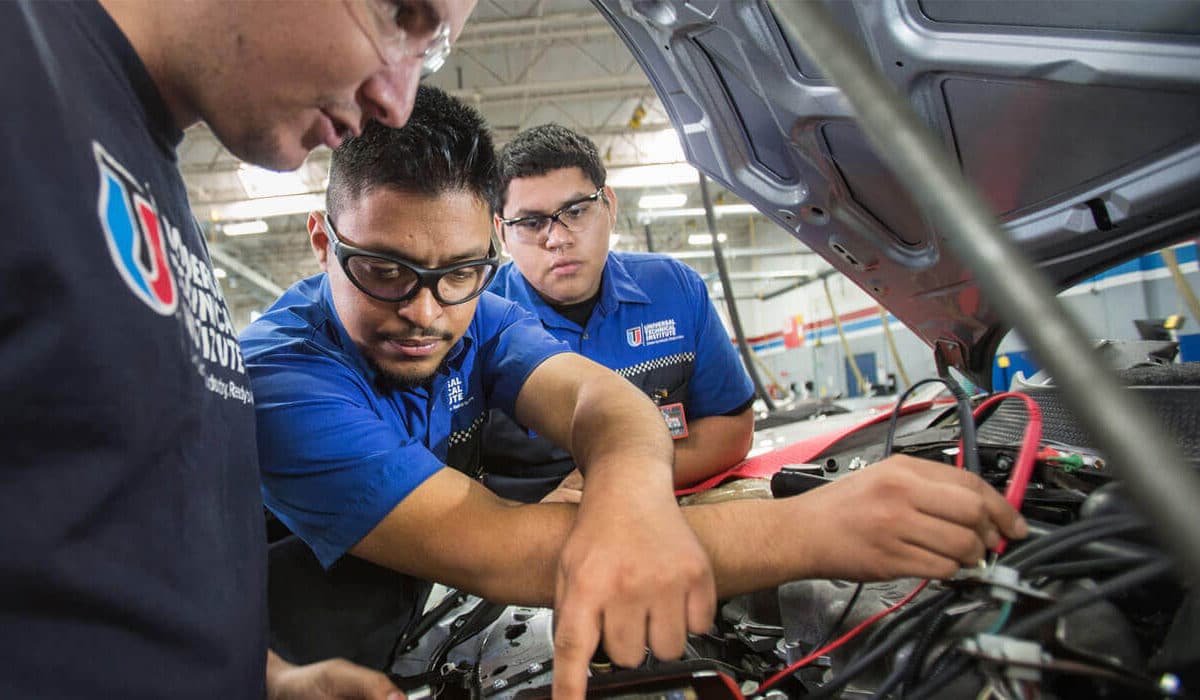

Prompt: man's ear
[
  {"left": 308, "top": 211, "right": 331, "bottom": 271},
  {"left": 603, "top": 185, "right": 619, "bottom": 225},
  {"left": 493, "top": 214, "right": 509, "bottom": 254}
]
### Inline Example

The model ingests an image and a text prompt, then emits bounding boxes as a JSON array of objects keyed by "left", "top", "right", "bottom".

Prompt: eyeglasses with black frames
[
  {"left": 324, "top": 213, "right": 499, "bottom": 305},
  {"left": 498, "top": 188, "right": 607, "bottom": 246}
]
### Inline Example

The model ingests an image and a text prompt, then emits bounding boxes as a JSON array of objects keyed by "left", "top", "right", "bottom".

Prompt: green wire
[{"left": 985, "top": 601, "right": 1013, "bottom": 635}]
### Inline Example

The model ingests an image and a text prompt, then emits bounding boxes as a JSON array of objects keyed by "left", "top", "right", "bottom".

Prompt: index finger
[
  {"left": 970, "top": 475, "right": 1028, "bottom": 540},
  {"left": 552, "top": 597, "right": 600, "bottom": 700}
]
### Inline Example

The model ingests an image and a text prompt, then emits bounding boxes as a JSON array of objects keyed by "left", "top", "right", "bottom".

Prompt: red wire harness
[
  {"left": 754, "top": 392, "right": 1041, "bottom": 695},
  {"left": 755, "top": 579, "right": 930, "bottom": 694},
  {"left": 956, "top": 391, "right": 1042, "bottom": 553}
]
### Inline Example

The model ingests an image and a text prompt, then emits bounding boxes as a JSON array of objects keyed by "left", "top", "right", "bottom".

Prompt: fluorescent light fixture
[
  {"left": 639, "top": 203, "right": 760, "bottom": 221},
  {"left": 222, "top": 219, "right": 270, "bottom": 236},
  {"left": 212, "top": 267, "right": 228, "bottom": 279},
  {"left": 237, "top": 164, "right": 309, "bottom": 199},
  {"left": 607, "top": 162, "right": 699, "bottom": 189},
  {"left": 638, "top": 193, "right": 687, "bottom": 209},
  {"left": 208, "top": 193, "right": 325, "bottom": 222},
  {"left": 688, "top": 233, "right": 728, "bottom": 246}
]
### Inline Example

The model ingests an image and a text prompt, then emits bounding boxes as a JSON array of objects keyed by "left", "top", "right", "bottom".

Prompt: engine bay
[{"left": 384, "top": 346, "right": 1198, "bottom": 699}]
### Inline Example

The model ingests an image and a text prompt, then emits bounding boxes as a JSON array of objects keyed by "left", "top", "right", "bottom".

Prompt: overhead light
[
  {"left": 638, "top": 193, "right": 688, "bottom": 209},
  {"left": 688, "top": 233, "right": 728, "bottom": 246},
  {"left": 212, "top": 267, "right": 228, "bottom": 279},
  {"left": 640, "top": 203, "right": 759, "bottom": 221},
  {"left": 608, "top": 162, "right": 699, "bottom": 189},
  {"left": 237, "top": 164, "right": 310, "bottom": 199},
  {"left": 222, "top": 219, "right": 270, "bottom": 236},
  {"left": 208, "top": 193, "right": 325, "bottom": 222}
]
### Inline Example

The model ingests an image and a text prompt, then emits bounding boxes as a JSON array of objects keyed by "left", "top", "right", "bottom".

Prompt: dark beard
[{"left": 367, "top": 356, "right": 446, "bottom": 393}]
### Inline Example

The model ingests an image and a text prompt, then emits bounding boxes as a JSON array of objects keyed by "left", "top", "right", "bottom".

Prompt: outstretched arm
[{"left": 510, "top": 353, "right": 718, "bottom": 697}]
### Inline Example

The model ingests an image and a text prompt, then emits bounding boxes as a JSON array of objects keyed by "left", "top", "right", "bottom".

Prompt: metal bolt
[
  {"left": 492, "top": 678, "right": 508, "bottom": 690},
  {"left": 528, "top": 662, "right": 543, "bottom": 674}
]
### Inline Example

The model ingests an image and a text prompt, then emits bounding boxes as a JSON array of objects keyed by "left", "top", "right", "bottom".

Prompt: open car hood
[{"left": 592, "top": 0, "right": 1200, "bottom": 387}]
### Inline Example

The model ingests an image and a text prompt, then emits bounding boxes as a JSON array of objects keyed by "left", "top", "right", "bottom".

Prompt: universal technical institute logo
[
  {"left": 94, "top": 142, "right": 178, "bottom": 315},
  {"left": 626, "top": 326, "right": 643, "bottom": 347}
]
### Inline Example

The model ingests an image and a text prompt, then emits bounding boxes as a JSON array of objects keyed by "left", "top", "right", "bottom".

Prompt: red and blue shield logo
[
  {"left": 94, "top": 142, "right": 178, "bottom": 315},
  {"left": 626, "top": 326, "right": 643, "bottom": 347}
]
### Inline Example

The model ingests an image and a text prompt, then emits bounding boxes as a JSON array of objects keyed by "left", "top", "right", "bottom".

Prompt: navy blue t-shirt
[{"left": 0, "top": 3, "right": 266, "bottom": 697}]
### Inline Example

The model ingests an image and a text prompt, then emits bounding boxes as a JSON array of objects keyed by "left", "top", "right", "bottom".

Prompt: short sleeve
[{"left": 248, "top": 348, "right": 444, "bottom": 569}]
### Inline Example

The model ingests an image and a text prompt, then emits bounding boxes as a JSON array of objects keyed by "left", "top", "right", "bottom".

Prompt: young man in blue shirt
[
  {"left": 1, "top": 1, "right": 474, "bottom": 697},
  {"left": 484, "top": 125, "right": 756, "bottom": 502},
  {"left": 242, "top": 86, "right": 1028, "bottom": 699}
]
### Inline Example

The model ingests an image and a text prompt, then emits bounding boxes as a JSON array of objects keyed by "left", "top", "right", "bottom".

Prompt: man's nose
[
  {"left": 397, "top": 285, "right": 444, "bottom": 327},
  {"left": 358, "top": 61, "right": 422, "bottom": 129},
  {"left": 544, "top": 218, "right": 574, "bottom": 249}
]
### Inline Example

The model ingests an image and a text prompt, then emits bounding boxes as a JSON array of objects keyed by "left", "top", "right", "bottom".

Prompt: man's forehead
[
  {"left": 345, "top": 188, "right": 492, "bottom": 261},
  {"left": 505, "top": 168, "right": 597, "bottom": 209}
]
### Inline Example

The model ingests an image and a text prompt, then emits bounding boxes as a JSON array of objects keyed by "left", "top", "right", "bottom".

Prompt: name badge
[{"left": 659, "top": 402, "right": 688, "bottom": 439}]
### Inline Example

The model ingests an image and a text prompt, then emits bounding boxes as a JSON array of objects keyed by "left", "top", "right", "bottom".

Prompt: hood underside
[{"left": 593, "top": 0, "right": 1200, "bottom": 387}]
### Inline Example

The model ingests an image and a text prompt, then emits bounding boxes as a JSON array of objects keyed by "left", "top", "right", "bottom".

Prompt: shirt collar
[{"left": 508, "top": 253, "right": 652, "bottom": 331}]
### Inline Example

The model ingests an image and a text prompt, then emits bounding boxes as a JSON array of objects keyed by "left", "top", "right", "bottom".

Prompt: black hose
[
  {"left": 882, "top": 376, "right": 978, "bottom": 474},
  {"left": 1025, "top": 554, "right": 1158, "bottom": 579},
  {"left": 899, "top": 605, "right": 956, "bottom": 692},
  {"left": 905, "top": 558, "right": 1177, "bottom": 700},
  {"left": 799, "top": 591, "right": 957, "bottom": 700},
  {"left": 1005, "top": 558, "right": 1176, "bottom": 638},
  {"left": 1006, "top": 517, "right": 1145, "bottom": 571}
]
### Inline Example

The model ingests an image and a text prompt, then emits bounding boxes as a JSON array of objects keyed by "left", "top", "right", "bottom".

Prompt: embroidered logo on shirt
[
  {"left": 446, "top": 376, "right": 473, "bottom": 412},
  {"left": 626, "top": 326, "right": 643, "bottom": 347},
  {"left": 636, "top": 319, "right": 683, "bottom": 346}
]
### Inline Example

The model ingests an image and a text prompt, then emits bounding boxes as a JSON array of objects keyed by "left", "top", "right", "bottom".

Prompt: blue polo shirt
[
  {"left": 481, "top": 251, "right": 754, "bottom": 500},
  {"left": 241, "top": 274, "right": 570, "bottom": 569}
]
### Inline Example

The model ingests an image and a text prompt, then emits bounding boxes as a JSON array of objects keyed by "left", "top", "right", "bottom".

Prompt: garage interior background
[{"left": 178, "top": 0, "right": 1200, "bottom": 399}]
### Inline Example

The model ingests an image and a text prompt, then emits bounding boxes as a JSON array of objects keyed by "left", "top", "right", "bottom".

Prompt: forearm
[
  {"left": 569, "top": 371, "right": 676, "bottom": 494},
  {"left": 672, "top": 410, "right": 754, "bottom": 488},
  {"left": 682, "top": 498, "right": 817, "bottom": 597},
  {"left": 350, "top": 471, "right": 572, "bottom": 607}
]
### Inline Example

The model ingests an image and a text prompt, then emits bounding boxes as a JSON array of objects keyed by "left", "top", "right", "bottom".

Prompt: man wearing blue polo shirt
[
  {"left": 241, "top": 87, "right": 716, "bottom": 698},
  {"left": 241, "top": 87, "right": 1028, "bottom": 699},
  {"left": 483, "top": 124, "right": 755, "bottom": 502}
]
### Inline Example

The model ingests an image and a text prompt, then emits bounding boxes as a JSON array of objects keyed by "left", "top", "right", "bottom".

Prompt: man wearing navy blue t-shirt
[
  {"left": 0, "top": 1, "right": 475, "bottom": 697},
  {"left": 482, "top": 125, "right": 756, "bottom": 503}
]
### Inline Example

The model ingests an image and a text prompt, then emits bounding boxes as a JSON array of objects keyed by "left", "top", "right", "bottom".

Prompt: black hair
[
  {"left": 492, "top": 123, "right": 606, "bottom": 216},
  {"left": 327, "top": 85, "right": 496, "bottom": 218}
]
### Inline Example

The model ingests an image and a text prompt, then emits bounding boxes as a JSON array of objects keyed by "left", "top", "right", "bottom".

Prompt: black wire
[
  {"left": 1005, "top": 558, "right": 1176, "bottom": 638},
  {"left": 387, "top": 589, "right": 468, "bottom": 667},
  {"left": 899, "top": 604, "right": 957, "bottom": 692},
  {"left": 1025, "top": 554, "right": 1158, "bottom": 579},
  {"left": 796, "top": 590, "right": 957, "bottom": 700},
  {"left": 905, "top": 558, "right": 1177, "bottom": 700},
  {"left": 807, "top": 582, "right": 863, "bottom": 655},
  {"left": 868, "top": 661, "right": 910, "bottom": 698},
  {"left": 1000, "top": 514, "right": 1132, "bottom": 565},
  {"left": 881, "top": 376, "right": 979, "bottom": 474},
  {"left": 425, "top": 599, "right": 506, "bottom": 674},
  {"left": 1005, "top": 516, "right": 1145, "bottom": 571}
]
